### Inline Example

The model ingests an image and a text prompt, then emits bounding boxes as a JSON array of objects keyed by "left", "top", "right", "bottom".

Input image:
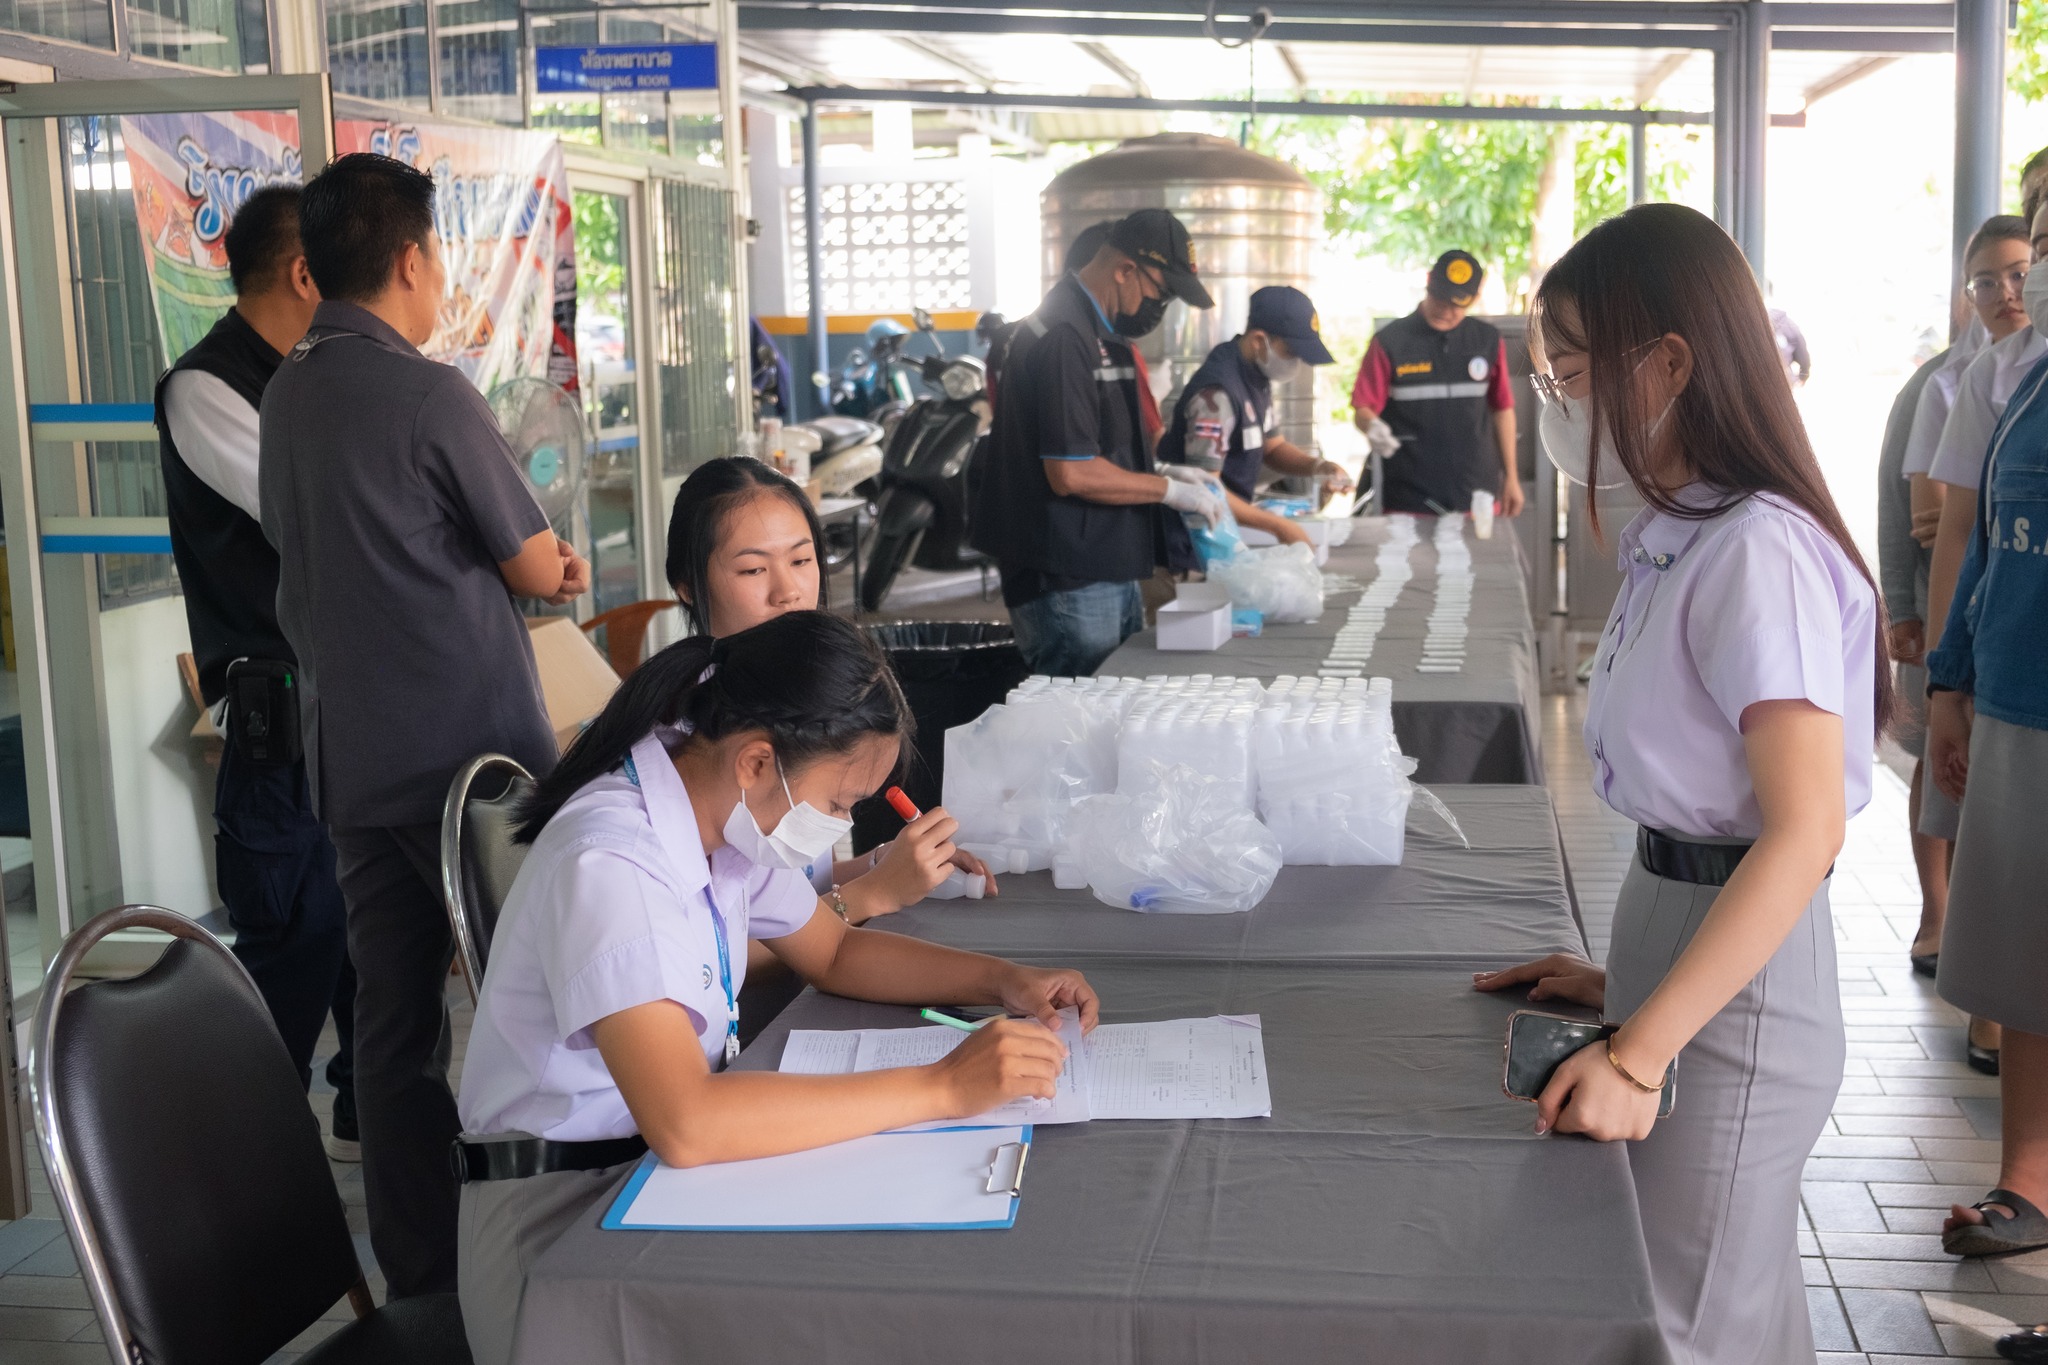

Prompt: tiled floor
[
  {"left": 1546, "top": 690, "right": 2046, "bottom": 1363},
  {"left": 0, "top": 692, "right": 2037, "bottom": 1362}
]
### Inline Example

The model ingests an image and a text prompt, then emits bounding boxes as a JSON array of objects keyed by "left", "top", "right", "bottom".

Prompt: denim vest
[{"left": 1928, "top": 348, "right": 2048, "bottom": 730}]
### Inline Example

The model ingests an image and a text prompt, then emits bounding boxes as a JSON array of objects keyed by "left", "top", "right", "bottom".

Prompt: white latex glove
[
  {"left": 1314, "top": 459, "right": 1355, "bottom": 493},
  {"left": 1160, "top": 474, "right": 1227, "bottom": 528},
  {"left": 1364, "top": 418, "right": 1400, "bottom": 459},
  {"left": 1160, "top": 463, "right": 1218, "bottom": 487}
]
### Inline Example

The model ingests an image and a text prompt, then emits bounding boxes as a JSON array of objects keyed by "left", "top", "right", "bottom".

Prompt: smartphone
[{"left": 1503, "top": 1010, "right": 1674, "bottom": 1118}]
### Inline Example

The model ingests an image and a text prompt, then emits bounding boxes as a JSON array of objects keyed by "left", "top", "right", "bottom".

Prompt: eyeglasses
[
  {"left": 1966, "top": 267, "right": 2028, "bottom": 302},
  {"left": 1531, "top": 340, "right": 1659, "bottom": 406}
]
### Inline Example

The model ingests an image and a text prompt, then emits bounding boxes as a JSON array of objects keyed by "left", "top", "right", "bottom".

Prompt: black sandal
[
  {"left": 1999, "top": 1323, "right": 2048, "bottom": 1362},
  {"left": 1910, "top": 951, "right": 1939, "bottom": 977},
  {"left": 1945, "top": 1188, "right": 2048, "bottom": 1257}
]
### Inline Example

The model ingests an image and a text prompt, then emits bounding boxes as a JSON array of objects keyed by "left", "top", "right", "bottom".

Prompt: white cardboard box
[
  {"left": 1237, "top": 518, "right": 1331, "bottom": 565},
  {"left": 1156, "top": 582, "right": 1232, "bottom": 651}
]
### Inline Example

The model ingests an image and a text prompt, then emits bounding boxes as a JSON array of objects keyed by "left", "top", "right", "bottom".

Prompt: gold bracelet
[{"left": 1606, "top": 1041, "right": 1663, "bottom": 1093}]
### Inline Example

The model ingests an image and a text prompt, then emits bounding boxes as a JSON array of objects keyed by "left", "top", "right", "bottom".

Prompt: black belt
[
  {"left": 453, "top": 1133, "right": 647, "bottom": 1184},
  {"left": 1637, "top": 827, "right": 1752, "bottom": 887}
]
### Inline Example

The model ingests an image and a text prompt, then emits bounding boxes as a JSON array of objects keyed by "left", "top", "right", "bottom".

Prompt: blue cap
[{"left": 1247, "top": 285, "right": 1333, "bottom": 366}]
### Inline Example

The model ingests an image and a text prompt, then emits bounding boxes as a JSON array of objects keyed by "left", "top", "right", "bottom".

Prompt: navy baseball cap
[
  {"left": 1427, "top": 249, "right": 1484, "bottom": 306},
  {"left": 1108, "top": 209, "right": 1215, "bottom": 309},
  {"left": 1247, "top": 285, "right": 1333, "bottom": 365}
]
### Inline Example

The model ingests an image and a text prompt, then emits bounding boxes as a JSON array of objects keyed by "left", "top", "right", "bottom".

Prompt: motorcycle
[
  {"left": 832, "top": 318, "right": 921, "bottom": 432},
  {"left": 859, "top": 308, "right": 996, "bottom": 612},
  {"left": 780, "top": 414, "right": 883, "bottom": 574}
]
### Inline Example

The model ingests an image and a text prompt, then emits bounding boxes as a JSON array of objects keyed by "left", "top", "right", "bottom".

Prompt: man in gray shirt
[{"left": 261, "top": 152, "right": 588, "bottom": 1297}]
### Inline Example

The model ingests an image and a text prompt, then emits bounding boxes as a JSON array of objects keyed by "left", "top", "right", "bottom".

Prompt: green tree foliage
[
  {"left": 573, "top": 190, "right": 626, "bottom": 304},
  {"left": 2013, "top": 0, "right": 2048, "bottom": 103}
]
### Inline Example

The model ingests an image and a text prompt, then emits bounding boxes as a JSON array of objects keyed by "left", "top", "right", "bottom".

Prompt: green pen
[{"left": 920, "top": 1008, "right": 990, "bottom": 1032}]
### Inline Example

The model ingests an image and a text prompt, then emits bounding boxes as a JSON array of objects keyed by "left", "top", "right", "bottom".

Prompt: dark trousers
[
  {"left": 214, "top": 725, "right": 355, "bottom": 1109},
  {"left": 328, "top": 821, "right": 458, "bottom": 1299}
]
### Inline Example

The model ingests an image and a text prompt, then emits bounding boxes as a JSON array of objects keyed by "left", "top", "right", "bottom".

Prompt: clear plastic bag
[
  {"left": 942, "top": 686, "right": 1124, "bottom": 869},
  {"left": 1066, "top": 761, "right": 1282, "bottom": 914},
  {"left": 1206, "top": 543, "right": 1324, "bottom": 623}
]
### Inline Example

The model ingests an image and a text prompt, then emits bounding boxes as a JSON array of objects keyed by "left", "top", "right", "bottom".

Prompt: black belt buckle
[
  {"left": 453, "top": 1133, "right": 649, "bottom": 1184},
  {"left": 1637, "top": 827, "right": 1752, "bottom": 887}
]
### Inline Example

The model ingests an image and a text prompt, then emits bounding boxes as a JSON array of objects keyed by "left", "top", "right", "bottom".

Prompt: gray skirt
[
  {"left": 1937, "top": 713, "right": 2048, "bottom": 1033},
  {"left": 458, "top": 1158, "right": 638, "bottom": 1365},
  {"left": 1896, "top": 663, "right": 1962, "bottom": 840},
  {"left": 1606, "top": 853, "right": 1844, "bottom": 1365}
]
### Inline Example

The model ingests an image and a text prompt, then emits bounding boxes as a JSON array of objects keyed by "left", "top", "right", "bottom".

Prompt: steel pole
[
  {"left": 1630, "top": 117, "right": 1649, "bottom": 203},
  {"left": 1952, "top": 0, "right": 2005, "bottom": 275},
  {"left": 1737, "top": 0, "right": 1769, "bottom": 277},
  {"left": 801, "top": 98, "right": 829, "bottom": 416}
]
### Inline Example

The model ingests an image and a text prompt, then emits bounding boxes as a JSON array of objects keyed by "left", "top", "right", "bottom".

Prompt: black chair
[
  {"left": 439, "top": 754, "right": 536, "bottom": 1005},
  {"left": 26, "top": 905, "right": 471, "bottom": 1365}
]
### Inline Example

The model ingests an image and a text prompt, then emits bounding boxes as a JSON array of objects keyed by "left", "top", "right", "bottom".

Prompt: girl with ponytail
[{"left": 454, "top": 612, "right": 1098, "bottom": 1365}]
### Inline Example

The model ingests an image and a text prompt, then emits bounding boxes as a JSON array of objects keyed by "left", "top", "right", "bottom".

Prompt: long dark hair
[
  {"left": 1532, "top": 202, "right": 1894, "bottom": 735},
  {"left": 665, "top": 457, "right": 828, "bottom": 633},
  {"left": 515, "top": 611, "right": 912, "bottom": 842}
]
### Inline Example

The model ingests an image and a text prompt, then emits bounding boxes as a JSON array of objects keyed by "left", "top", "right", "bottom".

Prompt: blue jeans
[{"left": 1008, "top": 579, "right": 1144, "bottom": 677}]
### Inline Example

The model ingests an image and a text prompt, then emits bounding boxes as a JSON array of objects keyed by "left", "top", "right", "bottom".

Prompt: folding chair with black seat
[
  {"left": 27, "top": 904, "right": 472, "bottom": 1365},
  {"left": 439, "top": 753, "right": 536, "bottom": 1006}
]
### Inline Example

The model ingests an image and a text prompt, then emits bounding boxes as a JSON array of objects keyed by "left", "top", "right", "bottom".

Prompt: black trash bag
[{"left": 851, "top": 621, "right": 1029, "bottom": 855}]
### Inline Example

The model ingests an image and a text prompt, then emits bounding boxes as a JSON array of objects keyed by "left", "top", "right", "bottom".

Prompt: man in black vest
[
  {"left": 1350, "top": 250, "right": 1523, "bottom": 519},
  {"left": 971, "top": 209, "right": 1221, "bottom": 676},
  {"left": 1158, "top": 285, "right": 1351, "bottom": 544},
  {"left": 154, "top": 185, "right": 358, "bottom": 1162}
]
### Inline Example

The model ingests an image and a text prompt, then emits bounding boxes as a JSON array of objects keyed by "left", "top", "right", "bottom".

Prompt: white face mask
[
  {"left": 1255, "top": 342, "right": 1306, "bottom": 386},
  {"left": 1536, "top": 352, "right": 1669, "bottom": 490},
  {"left": 721, "top": 760, "right": 852, "bottom": 871},
  {"left": 2022, "top": 262, "right": 2048, "bottom": 334}
]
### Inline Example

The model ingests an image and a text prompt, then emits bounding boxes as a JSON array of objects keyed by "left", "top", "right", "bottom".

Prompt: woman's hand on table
[
  {"left": 845, "top": 807, "right": 986, "bottom": 922},
  {"left": 928, "top": 1018, "right": 1067, "bottom": 1118},
  {"left": 948, "top": 844, "right": 998, "bottom": 895},
  {"left": 997, "top": 964, "right": 1100, "bottom": 1033},
  {"left": 1471, "top": 954, "right": 1607, "bottom": 1010},
  {"left": 1535, "top": 1038, "right": 1663, "bottom": 1141}
]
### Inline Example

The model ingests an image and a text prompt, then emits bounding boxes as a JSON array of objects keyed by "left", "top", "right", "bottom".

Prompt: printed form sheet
[{"left": 780, "top": 1012, "right": 1271, "bottom": 1124}]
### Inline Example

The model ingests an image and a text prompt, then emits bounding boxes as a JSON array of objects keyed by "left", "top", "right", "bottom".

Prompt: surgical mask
[
  {"left": 2023, "top": 263, "right": 2048, "bottom": 334},
  {"left": 721, "top": 761, "right": 852, "bottom": 871},
  {"left": 1254, "top": 344, "right": 1305, "bottom": 386},
  {"left": 1538, "top": 391, "right": 1674, "bottom": 490},
  {"left": 1114, "top": 294, "right": 1169, "bottom": 338}
]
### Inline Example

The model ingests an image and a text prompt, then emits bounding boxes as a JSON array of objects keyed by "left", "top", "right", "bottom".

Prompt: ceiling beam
[
  {"left": 1075, "top": 39, "right": 1150, "bottom": 97},
  {"left": 1800, "top": 53, "right": 1898, "bottom": 103},
  {"left": 739, "top": 0, "right": 1956, "bottom": 29},
  {"left": 1275, "top": 41, "right": 1310, "bottom": 96},
  {"left": 792, "top": 85, "right": 1713, "bottom": 123},
  {"left": 893, "top": 33, "right": 998, "bottom": 86},
  {"left": 1635, "top": 49, "right": 1691, "bottom": 102}
]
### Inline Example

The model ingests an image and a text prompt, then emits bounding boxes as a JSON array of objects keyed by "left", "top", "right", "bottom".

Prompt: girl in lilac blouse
[{"left": 1476, "top": 204, "right": 1889, "bottom": 1365}]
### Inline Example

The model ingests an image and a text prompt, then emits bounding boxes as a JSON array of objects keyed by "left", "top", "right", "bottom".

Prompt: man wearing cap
[
  {"left": 1352, "top": 249, "right": 1523, "bottom": 519},
  {"left": 971, "top": 207, "right": 1220, "bottom": 676},
  {"left": 1158, "top": 284, "right": 1352, "bottom": 545}
]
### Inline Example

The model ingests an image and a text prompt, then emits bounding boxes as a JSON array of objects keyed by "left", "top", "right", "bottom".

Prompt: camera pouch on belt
[{"left": 225, "top": 658, "right": 303, "bottom": 764}]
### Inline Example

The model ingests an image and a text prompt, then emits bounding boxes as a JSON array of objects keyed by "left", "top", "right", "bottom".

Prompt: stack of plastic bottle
[
  {"left": 1114, "top": 675, "right": 1264, "bottom": 807},
  {"left": 1251, "top": 674, "right": 1412, "bottom": 865}
]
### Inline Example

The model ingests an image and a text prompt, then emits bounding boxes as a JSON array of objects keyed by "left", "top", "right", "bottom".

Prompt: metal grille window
[
  {"left": 788, "top": 179, "right": 971, "bottom": 315},
  {"left": 61, "top": 116, "right": 177, "bottom": 605},
  {"left": 650, "top": 178, "right": 737, "bottom": 477},
  {"left": 0, "top": 0, "right": 113, "bottom": 48},
  {"left": 325, "top": 0, "right": 432, "bottom": 108}
]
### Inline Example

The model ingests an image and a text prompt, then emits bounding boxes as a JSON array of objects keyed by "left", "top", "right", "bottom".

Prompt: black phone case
[
  {"left": 225, "top": 658, "right": 303, "bottom": 765},
  {"left": 1503, "top": 1010, "right": 1675, "bottom": 1118}
]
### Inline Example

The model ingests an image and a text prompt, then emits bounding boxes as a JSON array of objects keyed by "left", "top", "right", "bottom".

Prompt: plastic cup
[{"left": 1471, "top": 489, "right": 1495, "bottom": 539}]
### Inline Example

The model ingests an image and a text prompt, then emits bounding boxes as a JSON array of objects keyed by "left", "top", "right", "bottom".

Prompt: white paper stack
[
  {"left": 1320, "top": 516, "right": 1418, "bottom": 677},
  {"left": 1420, "top": 516, "right": 1473, "bottom": 674}
]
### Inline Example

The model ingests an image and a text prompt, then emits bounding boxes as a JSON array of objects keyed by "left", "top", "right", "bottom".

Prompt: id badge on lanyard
[{"left": 624, "top": 749, "right": 741, "bottom": 1067}]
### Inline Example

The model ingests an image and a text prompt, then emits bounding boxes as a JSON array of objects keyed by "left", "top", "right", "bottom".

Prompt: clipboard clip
[{"left": 984, "top": 1141, "right": 1029, "bottom": 1196}]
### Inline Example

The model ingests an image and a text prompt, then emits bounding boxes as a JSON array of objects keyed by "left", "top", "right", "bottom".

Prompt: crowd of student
[{"left": 143, "top": 138, "right": 2048, "bottom": 1365}]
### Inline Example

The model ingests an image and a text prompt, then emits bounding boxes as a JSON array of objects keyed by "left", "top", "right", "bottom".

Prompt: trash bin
[{"left": 852, "top": 621, "right": 1029, "bottom": 854}]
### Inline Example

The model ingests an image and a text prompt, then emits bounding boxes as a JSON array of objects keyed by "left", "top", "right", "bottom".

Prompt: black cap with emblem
[
  {"left": 1107, "top": 208, "right": 1215, "bottom": 309},
  {"left": 1427, "top": 249, "right": 1484, "bottom": 307}
]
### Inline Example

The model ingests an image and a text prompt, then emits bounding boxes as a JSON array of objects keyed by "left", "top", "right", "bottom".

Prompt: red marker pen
[{"left": 885, "top": 786, "right": 921, "bottom": 822}]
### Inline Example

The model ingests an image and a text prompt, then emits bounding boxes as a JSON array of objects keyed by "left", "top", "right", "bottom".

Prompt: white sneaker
[{"left": 324, "top": 1132, "right": 362, "bottom": 1163}]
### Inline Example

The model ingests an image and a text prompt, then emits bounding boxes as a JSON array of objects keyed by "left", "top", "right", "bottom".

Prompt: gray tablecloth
[
  {"left": 1106, "top": 517, "right": 1543, "bottom": 785},
  {"left": 880, "top": 786, "right": 1585, "bottom": 961},
  {"left": 514, "top": 956, "right": 1665, "bottom": 1365}
]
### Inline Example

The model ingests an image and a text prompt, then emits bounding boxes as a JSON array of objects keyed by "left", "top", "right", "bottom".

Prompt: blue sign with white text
[{"left": 535, "top": 43, "right": 718, "bottom": 94}]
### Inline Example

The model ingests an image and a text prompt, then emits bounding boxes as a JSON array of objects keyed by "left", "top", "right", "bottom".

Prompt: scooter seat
[{"left": 805, "top": 416, "right": 883, "bottom": 456}]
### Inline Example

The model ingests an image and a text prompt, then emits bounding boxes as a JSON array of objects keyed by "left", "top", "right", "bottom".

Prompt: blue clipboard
[{"left": 600, "top": 1124, "right": 1031, "bottom": 1232}]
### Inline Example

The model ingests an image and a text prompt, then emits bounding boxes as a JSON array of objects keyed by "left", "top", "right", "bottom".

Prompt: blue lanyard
[{"left": 624, "top": 751, "right": 741, "bottom": 1066}]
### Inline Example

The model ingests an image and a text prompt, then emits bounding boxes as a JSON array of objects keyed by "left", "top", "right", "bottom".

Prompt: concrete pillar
[
  {"left": 802, "top": 101, "right": 829, "bottom": 412},
  {"left": 1953, "top": 0, "right": 2006, "bottom": 273}
]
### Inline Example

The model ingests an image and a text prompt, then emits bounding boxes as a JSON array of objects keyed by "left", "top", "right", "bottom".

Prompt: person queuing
[
  {"left": 261, "top": 152, "right": 591, "bottom": 1299},
  {"left": 663, "top": 456, "right": 993, "bottom": 921},
  {"left": 1881, "top": 215, "right": 2028, "bottom": 986},
  {"left": 153, "top": 184, "right": 359, "bottom": 1163},
  {"left": 1476, "top": 204, "right": 1884, "bottom": 1364},
  {"left": 1922, "top": 280, "right": 2048, "bottom": 1279},
  {"left": 970, "top": 208, "right": 1221, "bottom": 677},
  {"left": 453, "top": 613, "right": 1100, "bottom": 1365},
  {"left": 1351, "top": 249, "right": 1524, "bottom": 519},
  {"left": 1157, "top": 285, "right": 1354, "bottom": 545}
]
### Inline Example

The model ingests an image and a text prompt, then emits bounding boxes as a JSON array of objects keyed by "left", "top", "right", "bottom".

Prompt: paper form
[
  {"left": 780, "top": 1007, "right": 1091, "bottom": 1129},
  {"left": 1083, "top": 1015, "right": 1272, "bottom": 1120},
  {"left": 779, "top": 1012, "right": 1272, "bottom": 1124}
]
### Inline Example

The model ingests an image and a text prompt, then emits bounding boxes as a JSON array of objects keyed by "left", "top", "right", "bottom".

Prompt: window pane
[
  {"left": 0, "top": 0, "right": 112, "bottom": 49},
  {"left": 126, "top": 0, "right": 252, "bottom": 70},
  {"left": 651, "top": 179, "right": 737, "bottom": 477},
  {"left": 437, "top": 0, "right": 519, "bottom": 126},
  {"left": 327, "top": 0, "right": 431, "bottom": 108}
]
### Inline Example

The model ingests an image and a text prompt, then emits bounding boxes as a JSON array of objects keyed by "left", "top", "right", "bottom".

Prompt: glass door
[{"left": 571, "top": 181, "right": 645, "bottom": 615}]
